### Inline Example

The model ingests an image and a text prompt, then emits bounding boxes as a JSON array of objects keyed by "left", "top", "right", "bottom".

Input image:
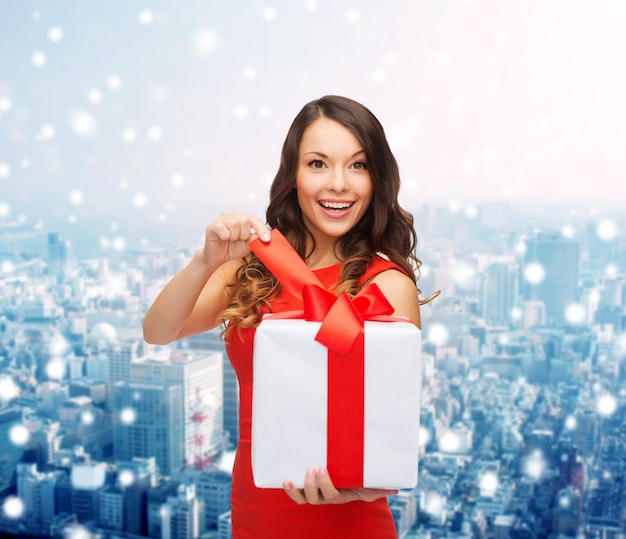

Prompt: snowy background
[{"left": 1, "top": 0, "right": 625, "bottom": 257}]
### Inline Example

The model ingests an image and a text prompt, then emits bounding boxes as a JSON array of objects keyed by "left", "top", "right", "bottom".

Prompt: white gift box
[{"left": 251, "top": 317, "right": 422, "bottom": 489}]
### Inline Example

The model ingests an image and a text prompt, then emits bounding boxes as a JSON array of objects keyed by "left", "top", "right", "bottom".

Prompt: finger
[
  {"left": 315, "top": 467, "right": 340, "bottom": 501},
  {"left": 283, "top": 481, "right": 307, "bottom": 505},
  {"left": 302, "top": 467, "right": 322, "bottom": 504},
  {"left": 249, "top": 216, "right": 271, "bottom": 242},
  {"left": 233, "top": 219, "right": 250, "bottom": 242},
  {"left": 208, "top": 221, "right": 231, "bottom": 242}
]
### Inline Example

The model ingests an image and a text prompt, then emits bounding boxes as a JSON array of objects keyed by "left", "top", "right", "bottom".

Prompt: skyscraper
[
  {"left": 161, "top": 483, "right": 205, "bottom": 539},
  {"left": 173, "top": 467, "right": 232, "bottom": 530},
  {"left": 16, "top": 463, "right": 63, "bottom": 526},
  {"left": 522, "top": 232, "right": 580, "bottom": 326},
  {"left": 481, "top": 262, "right": 518, "bottom": 325},
  {"left": 0, "top": 407, "right": 25, "bottom": 494},
  {"left": 47, "top": 233, "right": 67, "bottom": 282},
  {"left": 116, "top": 457, "right": 157, "bottom": 536},
  {"left": 109, "top": 339, "right": 141, "bottom": 387},
  {"left": 132, "top": 350, "right": 224, "bottom": 466},
  {"left": 179, "top": 328, "right": 238, "bottom": 448},
  {"left": 112, "top": 381, "right": 184, "bottom": 476}
]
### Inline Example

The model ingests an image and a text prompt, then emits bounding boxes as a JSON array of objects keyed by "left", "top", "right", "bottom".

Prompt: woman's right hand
[
  {"left": 202, "top": 212, "right": 271, "bottom": 268},
  {"left": 143, "top": 212, "right": 271, "bottom": 345}
]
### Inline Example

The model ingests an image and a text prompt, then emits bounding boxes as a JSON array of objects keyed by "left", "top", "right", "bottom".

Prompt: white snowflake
[
  {"left": 81, "top": 410, "right": 95, "bottom": 425},
  {"left": 122, "top": 128, "right": 137, "bottom": 143},
  {"left": 233, "top": 105, "right": 248, "bottom": 120},
  {"left": 2, "top": 496, "right": 24, "bottom": 519},
  {"left": 0, "top": 97, "right": 11, "bottom": 112},
  {"left": 120, "top": 407, "right": 137, "bottom": 424},
  {"left": 194, "top": 28, "right": 220, "bottom": 57},
  {"left": 372, "top": 69, "right": 386, "bottom": 84},
  {"left": 564, "top": 303, "right": 585, "bottom": 325},
  {"left": 107, "top": 75, "right": 122, "bottom": 90},
  {"left": 0, "top": 163, "right": 10, "bottom": 178},
  {"left": 69, "top": 190, "right": 84, "bottom": 205},
  {"left": 138, "top": 10, "right": 154, "bottom": 25},
  {"left": 523, "top": 262, "right": 545, "bottom": 285},
  {"left": 596, "top": 394, "right": 617, "bottom": 417},
  {"left": 0, "top": 376, "right": 19, "bottom": 400},
  {"left": 596, "top": 219, "right": 618, "bottom": 241},
  {"left": 147, "top": 126, "right": 163, "bottom": 141},
  {"left": 68, "top": 109, "right": 97, "bottom": 137},
  {"left": 87, "top": 90, "right": 102, "bottom": 104},
  {"left": 32, "top": 51, "right": 47, "bottom": 67},
  {"left": 46, "top": 359, "right": 65, "bottom": 380},
  {"left": 449, "top": 99, "right": 464, "bottom": 114},
  {"left": 427, "top": 323, "right": 449, "bottom": 346},
  {"left": 345, "top": 9, "right": 360, "bottom": 23},
  {"left": 133, "top": 193, "right": 147, "bottom": 208},
  {"left": 119, "top": 469, "right": 135, "bottom": 487},
  {"left": 112, "top": 236, "right": 127, "bottom": 251},
  {"left": 170, "top": 173, "right": 185, "bottom": 188},
  {"left": 435, "top": 51, "right": 450, "bottom": 67},
  {"left": 49, "top": 27, "right": 63, "bottom": 42},
  {"left": 39, "top": 124, "right": 56, "bottom": 140},
  {"left": 9, "top": 424, "right": 30, "bottom": 446},
  {"left": 262, "top": 7, "right": 277, "bottom": 22},
  {"left": 242, "top": 66, "right": 257, "bottom": 80}
]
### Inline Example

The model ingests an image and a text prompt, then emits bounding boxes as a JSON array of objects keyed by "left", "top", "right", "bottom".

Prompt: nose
[{"left": 327, "top": 168, "right": 348, "bottom": 192}]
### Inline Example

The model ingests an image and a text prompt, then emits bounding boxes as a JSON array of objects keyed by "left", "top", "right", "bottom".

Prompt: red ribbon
[{"left": 250, "top": 230, "right": 399, "bottom": 487}]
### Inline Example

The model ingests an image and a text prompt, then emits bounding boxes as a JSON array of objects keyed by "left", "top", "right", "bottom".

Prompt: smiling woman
[{"left": 144, "top": 95, "right": 427, "bottom": 539}]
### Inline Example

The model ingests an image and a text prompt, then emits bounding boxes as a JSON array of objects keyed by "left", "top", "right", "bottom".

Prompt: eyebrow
[{"left": 302, "top": 150, "right": 366, "bottom": 159}]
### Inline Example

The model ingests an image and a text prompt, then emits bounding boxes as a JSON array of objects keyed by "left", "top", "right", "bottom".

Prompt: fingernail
[
  {"left": 317, "top": 467, "right": 326, "bottom": 476},
  {"left": 263, "top": 233, "right": 271, "bottom": 242},
  {"left": 307, "top": 467, "right": 316, "bottom": 477},
  {"left": 283, "top": 481, "right": 291, "bottom": 491}
]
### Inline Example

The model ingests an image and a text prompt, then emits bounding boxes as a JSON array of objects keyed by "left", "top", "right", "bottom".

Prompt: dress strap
[{"left": 358, "top": 256, "right": 405, "bottom": 286}]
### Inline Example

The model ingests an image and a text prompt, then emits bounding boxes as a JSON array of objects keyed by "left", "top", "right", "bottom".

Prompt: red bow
[{"left": 250, "top": 230, "right": 396, "bottom": 354}]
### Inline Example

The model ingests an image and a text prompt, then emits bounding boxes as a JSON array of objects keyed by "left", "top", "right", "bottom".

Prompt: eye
[
  {"left": 352, "top": 161, "right": 368, "bottom": 170},
  {"left": 308, "top": 159, "right": 325, "bottom": 169}
]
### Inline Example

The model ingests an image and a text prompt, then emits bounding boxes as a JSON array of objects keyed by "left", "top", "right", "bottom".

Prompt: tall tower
[
  {"left": 161, "top": 483, "right": 205, "bottom": 539},
  {"left": 112, "top": 381, "right": 184, "bottom": 476},
  {"left": 47, "top": 232, "right": 67, "bottom": 282},
  {"left": 481, "top": 262, "right": 518, "bottom": 325},
  {"left": 522, "top": 232, "right": 579, "bottom": 327},
  {"left": 552, "top": 486, "right": 581, "bottom": 536},
  {"left": 179, "top": 328, "right": 238, "bottom": 448},
  {"left": 0, "top": 407, "right": 25, "bottom": 494},
  {"left": 132, "top": 350, "right": 223, "bottom": 466},
  {"left": 107, "top": 339, "right": 142, "bottom": 410},
  {"left": 109, "top": 339, "right": 141, "bottom": 386},
  {"left": 116, "top": 457, "right": 157, "bottom": 535}
]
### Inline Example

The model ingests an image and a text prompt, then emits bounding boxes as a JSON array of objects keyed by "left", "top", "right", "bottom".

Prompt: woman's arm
[
  {"left": 368, "top": 269, "right": 422, "bottom": 329},
  {"left": 143, "top": 212, "right": 271, "bottom": 345}
]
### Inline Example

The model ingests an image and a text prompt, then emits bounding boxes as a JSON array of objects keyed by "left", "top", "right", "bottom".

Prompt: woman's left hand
[{"left": 283, "top": 467, "right": 397, "bottom": 505}]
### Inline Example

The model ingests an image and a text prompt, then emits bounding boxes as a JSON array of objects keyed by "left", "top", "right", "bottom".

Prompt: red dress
[{"left": 226, "top": 258, "right": 401, "bottom": 539}]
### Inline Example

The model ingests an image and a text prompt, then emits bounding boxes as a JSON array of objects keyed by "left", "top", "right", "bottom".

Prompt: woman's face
[{"left": 295, "top": 117, "right": 373, "bottom": 249}]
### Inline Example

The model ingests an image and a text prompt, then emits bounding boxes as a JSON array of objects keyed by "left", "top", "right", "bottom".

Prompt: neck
[{"left": 305, "top": 238, "right": 342, "bottom": 270}]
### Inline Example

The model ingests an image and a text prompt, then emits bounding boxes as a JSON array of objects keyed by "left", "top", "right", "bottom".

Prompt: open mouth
[{"left": 318, "top": 201, "right": 355, "bottom": 212}]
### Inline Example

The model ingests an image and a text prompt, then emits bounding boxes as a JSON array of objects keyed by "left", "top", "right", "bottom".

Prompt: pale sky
[{"left": 1, "top": 1, "right": 625, "bottom": 253}]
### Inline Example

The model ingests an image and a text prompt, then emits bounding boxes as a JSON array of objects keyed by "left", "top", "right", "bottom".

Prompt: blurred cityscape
[{"left": 0, "top": 200, "right": 624, "bottom": 539}]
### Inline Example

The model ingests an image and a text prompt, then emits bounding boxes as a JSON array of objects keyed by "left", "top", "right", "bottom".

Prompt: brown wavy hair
[{"left": 219, "top": 95, "right": 423, "bottom": 336}]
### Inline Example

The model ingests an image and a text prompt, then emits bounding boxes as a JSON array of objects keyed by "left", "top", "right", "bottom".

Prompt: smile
[{"left": 318, "top": 201, "right": 355, "bottom": 212}]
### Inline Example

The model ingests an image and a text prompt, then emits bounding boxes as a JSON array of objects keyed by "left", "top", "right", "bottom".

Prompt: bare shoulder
[{"left": 368, "top": 269, "right": 421, "bottom": 329}]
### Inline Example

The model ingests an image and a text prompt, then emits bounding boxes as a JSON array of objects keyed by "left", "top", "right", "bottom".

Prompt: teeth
[{"left": 320, "top": 201, "right": 353, "bottom": 209}]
